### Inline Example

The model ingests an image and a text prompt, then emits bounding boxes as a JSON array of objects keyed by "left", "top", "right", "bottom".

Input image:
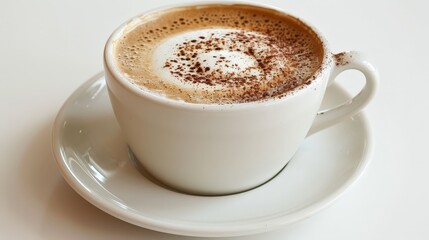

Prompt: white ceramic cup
[{"left": 104, "top": 1, "right": 378, "bottom": 195}]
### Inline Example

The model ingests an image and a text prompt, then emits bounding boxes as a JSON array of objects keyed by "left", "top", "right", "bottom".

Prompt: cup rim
[{"left": 104, "top": 0, "right": 332, "bottom": 110}]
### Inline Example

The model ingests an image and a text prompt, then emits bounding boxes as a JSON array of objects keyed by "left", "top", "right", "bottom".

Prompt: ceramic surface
[
  {"left": 103, "top": 2, "right": 377, "bottom": 195},
  {"left": 52, "top": 73, "right": 373, "bottom": 237}
]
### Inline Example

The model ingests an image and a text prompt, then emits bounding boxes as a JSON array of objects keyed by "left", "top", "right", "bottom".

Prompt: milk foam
[
  {"left": 152, "top": 28, "right": 273, "bottom": 91},
  {"left": 113, "top": 4, "right": 323, "bottom": 104}
]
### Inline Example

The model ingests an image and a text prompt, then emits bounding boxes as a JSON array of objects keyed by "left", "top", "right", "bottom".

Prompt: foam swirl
[
  {"left": 113, "top": 4, "right": 323, "bottom": 104},
  {"left": 153, "top": 28, "right": 293, "bottom": 91}
]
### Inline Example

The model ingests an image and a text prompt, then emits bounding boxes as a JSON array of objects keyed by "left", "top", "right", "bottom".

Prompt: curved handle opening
[{"left": 307, "top": 51, "right": 378, "bottom": 136}]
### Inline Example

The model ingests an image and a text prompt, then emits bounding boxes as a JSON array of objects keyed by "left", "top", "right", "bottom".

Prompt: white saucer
[{"left": 52, "top": 73, "right": 373, "bottom": 237}]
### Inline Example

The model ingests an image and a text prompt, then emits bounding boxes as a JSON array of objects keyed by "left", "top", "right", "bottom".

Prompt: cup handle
[{"left": 307, "top": 51, "right": 379, "bottom": 136}]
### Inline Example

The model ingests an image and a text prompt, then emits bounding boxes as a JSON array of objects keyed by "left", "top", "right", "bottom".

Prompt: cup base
[{"left": 128, "top": 147, "right": 290, "bottom": 196}]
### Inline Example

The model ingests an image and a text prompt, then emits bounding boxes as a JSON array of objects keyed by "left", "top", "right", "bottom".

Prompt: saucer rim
[{"left": 52, "top": 72, "right": 373, "bottom": 237}]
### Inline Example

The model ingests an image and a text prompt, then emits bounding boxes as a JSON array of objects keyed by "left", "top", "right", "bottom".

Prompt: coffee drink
[
  {"left": 113, "top": 4, "right": 324, "bottom": 104},
  {"left": 106, "top": 3, "right": 378, "bottom": 196}
]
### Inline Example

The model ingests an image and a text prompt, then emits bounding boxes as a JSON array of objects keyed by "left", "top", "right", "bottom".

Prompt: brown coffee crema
[{"left": 113, "top": 4, "right": 324, "bottom": 104}]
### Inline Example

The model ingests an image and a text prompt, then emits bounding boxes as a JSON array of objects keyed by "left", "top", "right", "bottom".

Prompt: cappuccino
[{"left": 113, "top": 4, "right": 324, "bottom": 104}]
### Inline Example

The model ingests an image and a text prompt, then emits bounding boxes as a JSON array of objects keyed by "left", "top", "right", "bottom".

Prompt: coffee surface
[{"left": 113, "top": 4, "right": 323, "bottom": 104}]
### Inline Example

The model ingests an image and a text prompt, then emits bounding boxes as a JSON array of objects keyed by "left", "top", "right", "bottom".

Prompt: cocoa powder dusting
[
  {"left": 333, "top": 52, "right": 349, "bottom": 66},
  {"left": 113, "top": 4, "right": 324, "bottom": 104}
]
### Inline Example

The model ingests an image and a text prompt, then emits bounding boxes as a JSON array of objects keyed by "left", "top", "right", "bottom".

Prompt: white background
[{"left": 1, "top": 0, "right": 428, "bottom": 239}]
